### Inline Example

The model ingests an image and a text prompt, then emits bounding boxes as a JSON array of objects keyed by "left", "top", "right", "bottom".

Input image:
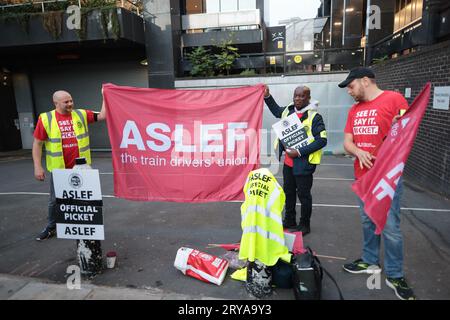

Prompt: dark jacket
[{"left": 265, "top": 95, "right": 327, "bottom": 176}]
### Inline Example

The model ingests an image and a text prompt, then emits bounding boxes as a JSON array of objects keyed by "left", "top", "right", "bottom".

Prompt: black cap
[{"left": 338, "top": 67, "right": 375, "bottom": 88}]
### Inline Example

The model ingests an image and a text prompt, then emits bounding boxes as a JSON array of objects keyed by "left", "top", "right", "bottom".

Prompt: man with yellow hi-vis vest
[
  {"left": 32, "top": 90, "right": 106, "bottom": 241},
  {"left": 264, "top": 85, "right": 327, "bottom": 235}
]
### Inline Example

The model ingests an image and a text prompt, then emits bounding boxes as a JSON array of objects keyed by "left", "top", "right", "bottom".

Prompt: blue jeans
[{"left": 357, "top": 179, "right": 404, "bottom": 278}]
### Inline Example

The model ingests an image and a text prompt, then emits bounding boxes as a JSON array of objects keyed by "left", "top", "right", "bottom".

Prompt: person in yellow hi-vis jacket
[
  {"left": 264, "top": 85, "right": 327, "bottom": 235},
  {"left": 32, "top": 90, "right": 106, "bottom": 241},
  {"left": 237, "top": 168, "right": 291, "bottom": 297}
]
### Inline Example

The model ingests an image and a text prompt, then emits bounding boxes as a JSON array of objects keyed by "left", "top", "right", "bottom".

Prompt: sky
[{"left": 268, "top": 0, "right": 322, "bottom": 26}]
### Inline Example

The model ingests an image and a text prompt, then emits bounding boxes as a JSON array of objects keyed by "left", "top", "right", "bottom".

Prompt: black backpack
[
  {"left": 291, "top": 247, "right": 344, "bottom": 300},
  {"left": 292, "top": 247, "right": 323, "bottom": 300}
]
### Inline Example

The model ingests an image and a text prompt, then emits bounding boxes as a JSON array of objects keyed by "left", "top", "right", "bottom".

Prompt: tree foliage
[
  {"left": 214, "top": 40, "right": 240, "bottom": 76},
  {"left": 186, "top": 46, "right": 215, "bottom": 77}
]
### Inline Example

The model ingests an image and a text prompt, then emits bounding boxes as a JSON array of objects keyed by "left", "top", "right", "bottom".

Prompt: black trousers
[{"left": 283, "top": 165, "right": 313, "bottom": 226}]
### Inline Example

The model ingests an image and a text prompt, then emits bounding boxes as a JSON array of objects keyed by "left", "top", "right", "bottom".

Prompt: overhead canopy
[{"left": 314, "top": 17, "right": 329, "bottom": 34}]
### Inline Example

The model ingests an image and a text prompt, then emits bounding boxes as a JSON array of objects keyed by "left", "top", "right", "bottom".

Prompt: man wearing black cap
[{"left": 339, "top": 67, "right": 415, "bottom": 300}]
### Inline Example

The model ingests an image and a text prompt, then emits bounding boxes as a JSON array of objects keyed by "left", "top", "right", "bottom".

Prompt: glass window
[
  {"left": 221, "top": 0, "right": 238, "bottom": 12},
  {"left": 206, "top": 0, "right": 220, "bottom": 13},
  {"left": 405, "top": 0, "right": 412, "bottom": 25},
  {"left": 238, "top": 0, "right": 256, "bottom": 10},
  {"left": 411, "top": 0, "right": 417, "bottom": 20},
  {"left": 415, "top": 0, "right": 423, "bottom": 21},
  {"left": 394, "top": 0, "right": 423, "bottom": 31}
]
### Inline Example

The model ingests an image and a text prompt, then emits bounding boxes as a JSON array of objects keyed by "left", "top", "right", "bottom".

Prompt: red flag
[
  {"left": 352, "top": 83, "right": 431, "bottom": 234},
  {"left": 103, "top": 83, "right": 264, "bottom": 202}
]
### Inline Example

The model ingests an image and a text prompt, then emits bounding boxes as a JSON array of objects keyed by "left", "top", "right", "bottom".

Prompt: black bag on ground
[
  {"left": 292, "top": 247, "right": 323, "bottom": 300},
  {"left": 271, "top": 259, "right": 293, "bottom": 289}
]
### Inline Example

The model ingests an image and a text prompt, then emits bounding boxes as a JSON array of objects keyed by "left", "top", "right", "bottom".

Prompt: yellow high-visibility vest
[
  {"left": 40, "top": 109, "right": 91, "bottom": 172},
  {"left": 239, "top": 168, "right": 291, "bottom": 266},
  {"left": 274, "top": 107, "right": 327, "bottom": 165}
]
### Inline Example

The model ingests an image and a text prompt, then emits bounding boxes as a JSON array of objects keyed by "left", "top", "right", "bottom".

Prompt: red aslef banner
[
  {"left": 352, "top": 83, "right": 431, "bottom": 234},
  {"left": 103, "top": 83, "right": 265, "bottom": 202}
]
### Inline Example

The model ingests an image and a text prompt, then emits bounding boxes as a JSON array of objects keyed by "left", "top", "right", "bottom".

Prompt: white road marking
[
  {"left": 1, "top": 192, "right": 449, "bottom": 212},
  {"left": 101, "top": 172, "right": 355, "bottom": 181}
]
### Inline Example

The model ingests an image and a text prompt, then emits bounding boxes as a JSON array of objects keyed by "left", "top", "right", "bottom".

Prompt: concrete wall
[
  {"left": 175, "top": 72, "right": 355, "bottom": 157},
  {"left": 372, "top": 40, "right": 450, "bottom": 198},
  {"left": 27, "top": 61, "right": 148, "bottom": 150}
]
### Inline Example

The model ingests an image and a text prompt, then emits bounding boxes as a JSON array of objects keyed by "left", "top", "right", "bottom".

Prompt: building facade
[{"left": 0, "top": 0, "right": 148, "bottom": 150}]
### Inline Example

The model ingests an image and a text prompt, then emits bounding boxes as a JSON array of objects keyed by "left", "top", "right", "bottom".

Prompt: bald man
[
  {"left": 32, "top": 90, "right": 106, "bottom": 241},
  {"left": 264, "top": 85, "right": 327, "bottom": 235}
]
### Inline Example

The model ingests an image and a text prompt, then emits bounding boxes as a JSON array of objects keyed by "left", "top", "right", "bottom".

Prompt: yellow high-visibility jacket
[
  {"left": 239, "top": 168, "right": 291, "bottom": 266},
  {"left": 40, "top": 109, "right": 91, "bottom": 171}
]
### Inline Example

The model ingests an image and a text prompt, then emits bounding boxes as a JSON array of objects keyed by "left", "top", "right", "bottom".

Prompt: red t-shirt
[
  {"left": 284, "top": 112, "right": 303, "bottom": 168},
  {"left": 34, "top": 110, "right": 96, "bottom": 169},
  {"left": 344, "top": 91, "right": 408, "bottom": 179}
]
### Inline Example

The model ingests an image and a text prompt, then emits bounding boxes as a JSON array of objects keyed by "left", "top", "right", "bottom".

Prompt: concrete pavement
[{"left": 0, "top": 273, "right": 215, "bottom": 300}]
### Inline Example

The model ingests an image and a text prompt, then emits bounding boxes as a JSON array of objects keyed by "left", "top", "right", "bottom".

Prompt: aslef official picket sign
[
  {"left": 53, "top": 165, "right": 104, "bottom": 240},
  {"left": 52, "top": 157, "right": 104, "bottom": 275}
]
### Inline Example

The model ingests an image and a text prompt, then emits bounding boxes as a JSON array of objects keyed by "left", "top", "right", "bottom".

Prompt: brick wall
[{"left": 371, "top": 40, "right": 450, "bottom": 198}]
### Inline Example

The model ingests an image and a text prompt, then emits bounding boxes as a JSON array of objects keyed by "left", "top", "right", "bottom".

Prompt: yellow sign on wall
[
  {"left": 294, "top": 55, "right": 303, "bottom": 64},
  {"left": 270, "top": 56, "right": 276, "bottom": 65},
  {"left": 277, "top": 41, "right": 284, "bottom": 49}
]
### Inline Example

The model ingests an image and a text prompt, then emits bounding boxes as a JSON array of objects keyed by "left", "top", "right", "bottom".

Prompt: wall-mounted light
[
  {"left": 334, "top": 22, "right": 342, "bottom": 26},
  {"left": 346, "top": 8, "right": 354, "bottom": 12},
  {"left": 140, "top": 59, "right": 148, "bottom": 66}
]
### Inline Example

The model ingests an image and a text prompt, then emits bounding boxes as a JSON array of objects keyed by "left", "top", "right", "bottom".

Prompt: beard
[{"left": 352, "top": 88, "right": 365, "bottom": 102}]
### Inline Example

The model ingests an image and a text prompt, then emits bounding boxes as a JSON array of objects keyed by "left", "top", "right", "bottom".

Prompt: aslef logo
[
  {"left": 69, "top": 173, "right": 83, "bottom": 188},
  {"left": 66, "top": 265, "right": 81, "bottom": 290}
]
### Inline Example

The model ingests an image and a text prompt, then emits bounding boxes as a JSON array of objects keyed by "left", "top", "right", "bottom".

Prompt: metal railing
[
  {"left": 1, "top": 0, "right": 72, "bottom": 13},
  {"left": 181, "top": 47, "right": 364, "bottom": 77},
  {"left": 0, "top": 0, "right": 142, "bottom": 16}
]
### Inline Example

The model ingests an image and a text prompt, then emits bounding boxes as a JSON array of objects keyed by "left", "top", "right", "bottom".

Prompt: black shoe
[
  {"left": 386, "top": 277, "right": 416, "bottom": 300},
  {"left": 343, "top": 258, "right": 382, "bottom": 274},
  {"left": 298, "top": 225, "right": 311, "bottom": 236},
  {"left": 294, "top": 223, "right": 311, "bottom": 236},
  {"left": 282, "top": 218, "right": 297, "bottom": 229},
  {"left": 36, "top": 228, "right": 56, "bottom": 241}
]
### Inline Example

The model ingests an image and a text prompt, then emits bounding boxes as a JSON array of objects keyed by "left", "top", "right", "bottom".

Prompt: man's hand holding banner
[{"left": 103, "top": 84, "right": 265, "bottom": 202}]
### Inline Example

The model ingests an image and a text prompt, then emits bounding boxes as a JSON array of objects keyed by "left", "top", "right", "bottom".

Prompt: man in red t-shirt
[
  {"left": 340, "top": 67, "right": 415, "bottom": 300},
  {"left": 32, "top": 90, "right": 106, "bottom": 241}
]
